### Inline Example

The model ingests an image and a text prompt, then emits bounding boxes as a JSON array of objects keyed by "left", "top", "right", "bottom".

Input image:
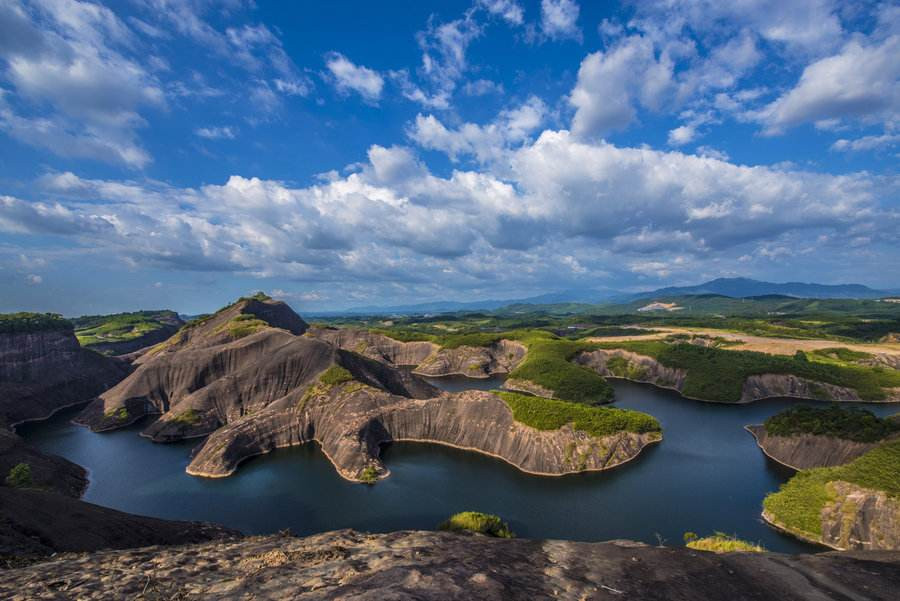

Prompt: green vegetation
[
  {"left": 172, "top": 408, "right": 201, "bottom": 425},
  {"left": 221, "top": 314, "right": 270, "bottom": 339},
  {"left": 765, "top": 406, "right": 900, "bottom": 443},
  {"left": 319, "top": 365, "right": 354, "bottom": 386},
  {"left": 438, "top": 511, "right": 514, "bottom": 538},
  {"left": 0, "top": 312, "right": 70, "bottom": 334},
  {"left": 5, "top": 463, "right": 32, "bottom": 488},
  {"left": 103, "top": 407, "right": 129, "bottom": 420},
  {"left": 73, "top": 310, "right": 181, "bottom": 349},
  {"left": 508, "top": 335, "right": 614, "bottom": 404},
  {"left": 359, "top": 465, "right": 378, "bottom": 484},
  {"left": 764, "top": 441, "right": 900, "bottom": 537},
  {"left": 595, "top": 341, "right": 900, "bottom": 401},
  {"left": 497, "top": 392, "right": 661, "bottom": 436},
  {"left": 684, "top": 532, "right": 765, "bottom": 553}
]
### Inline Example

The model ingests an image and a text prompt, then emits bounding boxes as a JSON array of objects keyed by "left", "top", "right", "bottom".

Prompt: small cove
[{"left": 18, "top": 376, "right": 899, "bottom": 552}]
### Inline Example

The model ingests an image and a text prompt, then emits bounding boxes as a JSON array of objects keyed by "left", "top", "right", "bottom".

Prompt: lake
[{"left": 18, "top": 377, "right": 899, "bottom": 552}]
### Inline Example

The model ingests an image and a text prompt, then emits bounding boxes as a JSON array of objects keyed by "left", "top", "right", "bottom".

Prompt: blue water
[{"left": 18, "top": 377, "right": 899, "bottom": 552}]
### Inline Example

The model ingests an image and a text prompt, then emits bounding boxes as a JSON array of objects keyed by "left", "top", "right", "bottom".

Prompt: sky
[{"left": 0, "top": 0, "right": 898, "bottom": 315}]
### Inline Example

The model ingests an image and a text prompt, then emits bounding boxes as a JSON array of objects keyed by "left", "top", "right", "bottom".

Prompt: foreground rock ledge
[{"left": 2, "top": 530, "right": 900, "bottom": 600}]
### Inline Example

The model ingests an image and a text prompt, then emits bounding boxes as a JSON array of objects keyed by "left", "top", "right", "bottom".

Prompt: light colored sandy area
[{"left": 587, "top": 326, "right": 900, "bottom": 357}]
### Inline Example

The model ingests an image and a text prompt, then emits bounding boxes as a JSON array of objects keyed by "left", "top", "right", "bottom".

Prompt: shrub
[
  {"left": 764, "top": 405, "right": 900, "bottom": 443},
  {"left": 359, "top": 465, "right": 378, "bottom": 484},
  {"left": 509, "top": 337, "right": 615, "bottom": 405},
  {"left": 319, "top": 365, "right": 354, "bottom": 386},
  {"left": 0, "top": 313, "right": 71, "bottom": 334},
  {"left": 438, "top": 511, "right": 514, "bottom": 538},
  {"left": 5, "top": 463, "right": 32, "bottom": 488},
  {"left": 497, "top": 392, "right": 661, "bottom": 436},
  {"left": 686, "top": 532, "right": 766, "bottom": 553}
]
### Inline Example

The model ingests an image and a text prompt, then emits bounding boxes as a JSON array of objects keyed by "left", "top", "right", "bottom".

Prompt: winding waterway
[{"left": 18, "top": 378, "right": 899, "bottom": 553}]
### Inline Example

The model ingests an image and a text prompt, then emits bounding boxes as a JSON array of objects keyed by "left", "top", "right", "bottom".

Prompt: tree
[{"left": 5, "top": 463, "right": 32, "bottom": 488}]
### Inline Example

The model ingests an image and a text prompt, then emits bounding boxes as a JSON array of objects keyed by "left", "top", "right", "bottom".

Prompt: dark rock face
[
  {"left": 2, "top": 529, "right": 900, "bottom": 600},
  {"left": 0, "top": 429, "right": 87, "bottom": 498},
  {"left": 0, "top": 488, "right": 237, "bottom": 559},
  {"left": 746, "top": 425, "right": 885, "bottom": 470},
  {"left": 0, "top": 328, "right": 130, "bottom": 427}
]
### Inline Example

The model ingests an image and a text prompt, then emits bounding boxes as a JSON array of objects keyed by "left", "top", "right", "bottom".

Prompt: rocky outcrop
[
  {"left": 0, "top": 429, "right": 87, "bottom": 497},
  {"left": 574, "top": 349, "right": 686, "bottom": 391},
  {"left": 820, "top": 482, "right": 900, "bottom": 550},
  {"left": 0, "top": 327, "right": 130, "bottom": 427},
  {"left": 307, "top": 327, "right": 437, "bottom": 366},
  {"left": 188, "top": 386, "right": 658, "bottom": 481},
  {"left": 0, "top": 488, "right": 237, "bottom": 560},
  {"left": 3, "top": 529, "right": 900, "bottom": 600},
  {"left": 415, "top": 340, "right": 526, "bottom": 378},
  {"left": 745, "top": 425, "right": 886, "bottom": 470},
  {"left": 741, "top": 374, "right": 872, "bottom": 402},
  {"left": 308, "top": 327, "right": 527, "bottom": 377},
  {"left": 501, "top": 378, "right": 556, "bottom": 398}
]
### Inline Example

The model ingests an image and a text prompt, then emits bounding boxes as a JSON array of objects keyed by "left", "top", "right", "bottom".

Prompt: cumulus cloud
[
  {"left": 1, "top": 130, "right": 894, "bottom": 292},
  {"left": 754, "top": 35, "right": 900, "bottom": 134},
  {"left": 477, "top": 0, "right": 524, "bottom": 26},
  {"left": 25, "top": 273, "right": 42, "bottom": 285},
  {"left": 541, "top": 0, "right": 581, "bottom": 41},
  {"left": 407, "top": 96, "right": 547, "bottom": 163},
  {"left": 325, "top": 52, "right": 384, "bottom": 102}
]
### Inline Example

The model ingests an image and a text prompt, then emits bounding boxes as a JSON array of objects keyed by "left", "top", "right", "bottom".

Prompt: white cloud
[
  {"left": 407, "top": 96, "right": 547, "bottom": 163},
  {"left": 462, "top": 78, "right": 504, "bottom": 96},
  {"left": 325, "top": 52, "right": 384, "bottom": 102},
  {"left": 667, "top": 125, "right": 695, "bottom": 146},
  {"left": 477, "top": 0, "right": 524, "bottom": 26},
  {"left": 831, "top": 133, "right": 900, "bottom": 152},
  {"left": 25, "top": 273, "right": 42, "bottom": 285},
  {"left": 195, "top": 126, "right": 236, "bottom": 140},
  {"left": 1, "top": 129, "right": 893, "bottom": 291},
  {"left": 754, "top": 35, "right": 899, "bottom": 134},
  {"left": 541, "top": 0, "right": 581, "bottom": 41}
]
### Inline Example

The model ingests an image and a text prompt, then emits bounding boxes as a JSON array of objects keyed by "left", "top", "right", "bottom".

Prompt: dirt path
[{"left": 588, "top": 327, "right": 900, "bottom": 357}]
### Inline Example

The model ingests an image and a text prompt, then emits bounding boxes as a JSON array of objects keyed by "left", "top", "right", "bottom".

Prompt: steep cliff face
[
  {"left": 745, "top": 425, "right": 885, "bottom": 470},
  {"left": 574, "top": 349, "right": 686, "bottom": 391},
  {"left": 820, "top": 482, "right": 900, "bottom": 550},
  {"left": 307, "top": 328, "right": 527, "bottom": 378},
  {"left": 0, "top": 327, "right": 130, "bottom": 426},
  {"left": 187, "top": 386, "right": 657, "bottom": 481},
  {"left": 4, "top": 529, "right": 900, "bottom": 600},
  {"left": 741, "top": 374, "right": 870, "bottom": 402}
]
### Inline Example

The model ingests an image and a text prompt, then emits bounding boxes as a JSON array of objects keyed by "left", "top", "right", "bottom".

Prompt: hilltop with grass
[{"left": 73, "top": 310, "right": 184, "bottom": 355}]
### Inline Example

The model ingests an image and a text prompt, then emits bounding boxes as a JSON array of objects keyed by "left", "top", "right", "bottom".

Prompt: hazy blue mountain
[{"left": 629, "top": 278, "right": 891, "bottom": 300}]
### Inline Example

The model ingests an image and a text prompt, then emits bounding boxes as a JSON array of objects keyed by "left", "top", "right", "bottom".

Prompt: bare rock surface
[
  {"left": 2, "top": 529, "right": 900, "bottom": 600},
  {"left": 307, "top": 327, "right": 437, "bottom": 367},
  {"left": 0, "top": 328, "right": 130, "bottom": 427},
  {"left": 820, "top": 482, "right": 900, "bottom": 551},
  {"left": 0, "top": 488, "right": 237, "bottom": 560},
  {"left": 742, "top": 374, "right": 867, "bottom": 402},
  {"left": 746, "top": 425, "right": 885, "bottom": 470},
  {"left": 575, "top": 350, "right": 686, "bottom": 391}
]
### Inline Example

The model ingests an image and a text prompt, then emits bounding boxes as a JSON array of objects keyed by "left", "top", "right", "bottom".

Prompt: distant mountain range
[
  {"left": 311, "top": 278, "right": 897, "bottom": 316},
  {"left": 629, "top": 278, "right": 895, "bottom": 301}
]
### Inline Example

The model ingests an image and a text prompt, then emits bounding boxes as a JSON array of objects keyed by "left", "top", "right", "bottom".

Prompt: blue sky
[{"left": 0, "top": 0, "right": 898, "bottom": 315}]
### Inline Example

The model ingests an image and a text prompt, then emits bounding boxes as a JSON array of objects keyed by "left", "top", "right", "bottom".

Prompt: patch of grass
[
  {"left": 595, "top": 341, "right": 900, "bottom": 402},
  {"left": 319, "top": 365, "right": 354, "bottom": 386},
  {"left": 438, "top": 511, "right": 514, "bottom": 538},
  {"left": 103, "top": 407, "right": 129, "bottom": 420},
  {"left": 764, "top": 440, "right": 900, "bottom": 537},
  {"left": 222, "top": 316, "right": 269, "bottom": 339},
  {"left": 765, "top": 405, "right": 900, "bottom": 443},
  {"left": 73, "top": 310, "right": 180, "bottom": 348},
  {"left": 0, "top": 312, "right": 71, "bottom": 334},
  {"left": 685, "top": 532, "right": 765, "bottom": 553},
  {"left": 5, "top": 463, "right": 32, "bottom": 488},
  {"left": 810, "top": 347, "right": 875, "bottom": 363},
  {"left": 497, "top": 391, "right": 661, "bottom": 436},
  {"left": 172, "top": 408, "right": 201, "bottom": 425}
]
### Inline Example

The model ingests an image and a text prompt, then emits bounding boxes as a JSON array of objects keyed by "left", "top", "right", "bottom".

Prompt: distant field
[{"left": 73, "top": 310, "right": 182, "bottom": 351}]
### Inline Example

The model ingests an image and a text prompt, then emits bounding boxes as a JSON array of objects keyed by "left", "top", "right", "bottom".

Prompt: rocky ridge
[
  {"left": 745, "top": 424, "right": 887, "bottom": 470},
  {"left": 2, "top": 529, "right": 900, "bottom": 600},
  {"left": 79, "top": 299, "right": 655, "bottom": 482}
]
